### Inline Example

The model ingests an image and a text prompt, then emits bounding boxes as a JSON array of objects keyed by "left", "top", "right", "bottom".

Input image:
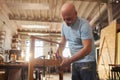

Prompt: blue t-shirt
[{"left": 61, "top": 17, "right": 96, "bottom": 62}]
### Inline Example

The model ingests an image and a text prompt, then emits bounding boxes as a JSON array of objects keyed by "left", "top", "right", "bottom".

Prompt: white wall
[{"left": 0, "top": 12, "right": 17, "bottom": 50}]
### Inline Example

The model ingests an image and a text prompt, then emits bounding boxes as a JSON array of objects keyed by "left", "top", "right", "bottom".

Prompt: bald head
[{"left": 61, "top": 3, "right": 76, "bottom": 16}]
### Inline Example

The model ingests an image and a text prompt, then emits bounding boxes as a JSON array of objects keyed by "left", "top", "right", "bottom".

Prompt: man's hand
[
  {"left": 52, "top": 52, "right": 62, "bottom": 60},
  {"left": 59, "top": 57, "right": 71, "bottom": 70},
  {"left": 55, "top": 57, "right": 71, "bottom": 72},
  {"left": 52, "top": 53, "right": 71, "bottom": 70}
]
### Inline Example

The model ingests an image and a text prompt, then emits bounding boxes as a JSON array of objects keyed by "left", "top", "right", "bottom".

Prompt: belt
[{"left": 72, "top": 61, "right": 96, "bottom": 67}]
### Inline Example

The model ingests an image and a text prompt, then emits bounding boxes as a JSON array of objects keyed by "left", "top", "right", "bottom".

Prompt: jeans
[{"left": 72, "top": 61, "right": 99, "bottom": 80}]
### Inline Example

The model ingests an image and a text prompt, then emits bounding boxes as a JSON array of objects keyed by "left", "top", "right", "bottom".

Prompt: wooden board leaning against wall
[
  {"left": 116, "top": 21, "right": 120, "bottom": 64},
  {"left": 117, "top": 28, "right": 120, "bottom": 64},
  {"left": 97, "top": 20, "right": 120, "bottom": 79}
]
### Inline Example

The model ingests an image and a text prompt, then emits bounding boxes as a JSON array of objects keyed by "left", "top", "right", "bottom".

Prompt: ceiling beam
[
  {"left": 0, "top": 0, "right": 11, "bottom": 14},
  {"left": 6, "top": 1, "right": 49, "bottom": 10},
  {"left": 80, "top": 2, "right": 90, "bottom": 17},
  {"left": 18, "top": 32, "right": 61, "bottom": 37},
  {"left": 90, "top": 4, "right": 107, "bottom": 27},
  {"left": 0, "top": 0, "right": 17, "bottom": 34},
  {"left": 107, "top": 0, "right": 113, "bottom": 24},
  {"left": 84, "top": 2, "right": 97, "bottom": 19},
  {"left": 18, "top": 31, "right": 61, "bottom": 40},
  {"left": 18, "top": 29, "right": 61, "bottom": 34},
  {"left": 96, "top": 3, "right": 120, "bottom": 26},
  {"left": 16, "top": 21, "right": 61, "bottom": 26},
  {"left": 9, "top": 14, "right": 62, "bottom": 23}
]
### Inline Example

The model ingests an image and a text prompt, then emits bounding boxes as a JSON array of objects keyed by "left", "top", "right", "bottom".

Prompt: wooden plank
[
  {"left": 28, "top": 38, "right": 35, "bottom": 80},
  {"left": 31, "top": 36, "right": 62, "bottom": 45},
  {"left": 98, "top": 20, "right": 117, "bottom": 79},
  {"left": 117, "top": 32, "right": 120, "bottom": 64},
  {"left": 97, "top": 36, "right": 105, "bottom": 65},
  {"left": 34, "top": 59, "right": 62, "bottom": 67}
]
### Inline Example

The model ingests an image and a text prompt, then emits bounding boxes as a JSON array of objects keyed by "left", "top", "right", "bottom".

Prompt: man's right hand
[
  {"left": 52, "top": 53, "right": 57, "bottom": 60},
  {"left": 52, "top": 52, "right": 62, "bottom": 60}
]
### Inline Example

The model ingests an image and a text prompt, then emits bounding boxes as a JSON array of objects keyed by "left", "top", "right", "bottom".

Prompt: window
[
  {"left": 25, "top": 39, "right": 44, "bottom": 61},
  {"left": 25, "top": 40, "right": 30, "bottom": 61},
  {"left": 34, "top": 39, "right": 44, "bottom": 58}
]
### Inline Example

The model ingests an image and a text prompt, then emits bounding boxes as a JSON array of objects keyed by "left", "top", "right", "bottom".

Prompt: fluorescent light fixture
[{"left": 21, "top": 25, "right": 49, "bottom": 29}]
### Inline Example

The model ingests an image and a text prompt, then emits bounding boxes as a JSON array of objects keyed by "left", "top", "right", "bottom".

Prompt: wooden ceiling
[{"left": 0, "top": 0, "right": 120, "bottom": 40}]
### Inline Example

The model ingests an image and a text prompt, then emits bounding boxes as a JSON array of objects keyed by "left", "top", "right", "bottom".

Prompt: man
[{"left": 53, "top": 2, "right": 99, "bottom": 80}]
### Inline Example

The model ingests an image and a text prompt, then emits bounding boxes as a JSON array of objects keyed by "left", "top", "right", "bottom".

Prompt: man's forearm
[{"left": 56, "top": 43, "right": 65, "bottom": 55}]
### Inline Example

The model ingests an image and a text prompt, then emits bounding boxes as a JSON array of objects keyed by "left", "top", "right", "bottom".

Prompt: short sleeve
[
  {"left": 80, "top": 22, "right": 92, "bottom": 40},
  {"left": 61, "top": 23, "right": 65, "bottom": 36}
]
